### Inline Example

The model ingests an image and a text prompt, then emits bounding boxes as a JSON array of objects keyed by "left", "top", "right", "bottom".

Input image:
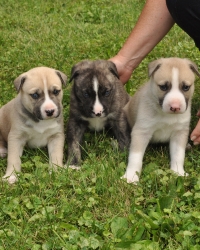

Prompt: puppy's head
[
  {"left": 148, "top": 57, "right": 199, "bottom": 114},
  {"left": 14, "top": 67, "right": 67, "bottom": 120},
  {"left": 69, "top": 60, "right": 119, "bottom": 118}
]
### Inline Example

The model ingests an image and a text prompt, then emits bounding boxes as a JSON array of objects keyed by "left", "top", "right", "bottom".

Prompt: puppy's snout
[{"left": 45, "top": 109, "right": 55, "bottom": 117}]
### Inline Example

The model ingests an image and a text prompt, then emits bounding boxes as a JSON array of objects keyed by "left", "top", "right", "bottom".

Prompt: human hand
[
  {"left": 190, "top": 117, "right": 200, "bottom": 145},
  {"left": 109, "top": 55, "right": 134, "bottom": 85}
]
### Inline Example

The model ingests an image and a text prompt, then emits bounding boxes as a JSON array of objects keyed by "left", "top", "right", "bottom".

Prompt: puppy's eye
[
  {"left": 83, "top": 91, "right": 89, "bottom": 98},
  {"left": 30, "top": 93, "right": 39, "bottom": 99},
  {"left": 53, "top": 89, "right": 60, "bottom": 96},
  {"left": 104, "top": 89, "right": 111, "bottom": 97},
  {"left": 182, "top": 84, "right": 190, "bottom": 92},
  {"left": 159, "top": 83, "right": 169, "bottom": 91}
]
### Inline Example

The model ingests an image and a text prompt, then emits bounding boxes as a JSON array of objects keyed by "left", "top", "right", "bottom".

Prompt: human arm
[{"left": 109, "top": 0, "right": 175, "bottom": 84}]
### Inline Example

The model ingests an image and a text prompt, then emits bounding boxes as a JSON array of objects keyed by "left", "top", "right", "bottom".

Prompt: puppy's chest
[
  {"left": 82, "top": 116, "right": 109, "bottom": 131},
  {"left": 24, "top": 120, "right": 61, "bottom": 147},
  {"left": 151, "top": 115, "right": 190, "bottom": 142}
]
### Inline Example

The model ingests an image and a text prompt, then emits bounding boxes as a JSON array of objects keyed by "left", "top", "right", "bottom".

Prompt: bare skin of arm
[
  {"left": 109, "top": 0, "right": 175, "bottom": 84},
  {"left": 110, "top": 0, "right": 200, "bottom": 145}
]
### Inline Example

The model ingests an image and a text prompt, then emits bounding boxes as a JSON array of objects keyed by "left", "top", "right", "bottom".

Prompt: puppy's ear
[
  {"left": 108, "top": 61, "right": 119, "bottom": 79},
  {"left": 14, "top": 74, "right": 26, "bottom": 92},
  {"left": 148, "top": 59, "right": 162, "bottom": 77},
  {"left": 188, "top": 61, "right": 200, "bottom": 78},
  {"left": 69, "top": 65, "right": 79, "bottom": 83},
  {"left": 56, "top": 71, "right": 67, "bottom": 86}
]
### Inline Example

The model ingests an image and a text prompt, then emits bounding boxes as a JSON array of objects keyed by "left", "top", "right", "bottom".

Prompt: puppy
[
  {"left": 0, "top": 67, "right": 67, "bottom": 184},
  {"left": 123, "top": 57, "right": 200, "bottom": 183},
  {"left": 66, "top": 60, "right": 130, "bottom": 168}
]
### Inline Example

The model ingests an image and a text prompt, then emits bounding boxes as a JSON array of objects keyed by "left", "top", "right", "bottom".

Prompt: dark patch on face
[
  {"left": 20, "top": 103, "right": 40, "bottom": 123},
  {"left": 157, "top": 81, "right": 171, "bottom": 108},
  {"left": 32, "top": 98, "right": 45, "bottom": 120},
  {"left": 179, "top": 81, "right": 191, "bottom": 110}
]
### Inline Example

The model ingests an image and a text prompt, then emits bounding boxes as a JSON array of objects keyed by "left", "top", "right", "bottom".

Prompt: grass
[{"left": 1, "top": 0, "right": 200, "bottom": 249}]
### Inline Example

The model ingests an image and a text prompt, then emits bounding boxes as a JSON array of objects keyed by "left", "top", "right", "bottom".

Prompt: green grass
[{"left": 1, "top": 0, "right": 200, "bottom": 249}]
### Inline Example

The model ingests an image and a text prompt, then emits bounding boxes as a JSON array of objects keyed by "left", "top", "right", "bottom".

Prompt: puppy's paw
[
  {"left": 186, "top": 143, "right": 192, "bottom": 151},
  {"left": 2, "top": 174, "right": 18, "bottom": 184},
  {"left": 0, "top": 147, "right": 7, "bottom": 158},
  {"left": 172, "top": 170, "right": 189, "bottom": 177},
  {"left": 121, "top": 173, "right": 139, "bottom": 184},
  {"left": 68, "top": 165, "right": 81, "bottom": 170}
]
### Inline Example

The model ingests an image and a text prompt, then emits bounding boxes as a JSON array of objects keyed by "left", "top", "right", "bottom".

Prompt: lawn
[{"left": 1, "top": 0, "right": 200, "bottom": 249}]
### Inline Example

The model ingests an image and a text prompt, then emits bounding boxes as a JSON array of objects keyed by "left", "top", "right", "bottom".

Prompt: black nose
[{"left": 45, "top": 109, "right": 54, "bottom": 116}]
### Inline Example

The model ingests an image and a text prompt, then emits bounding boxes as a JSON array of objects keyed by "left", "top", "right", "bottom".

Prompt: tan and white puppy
[
  {"left": 0, "top": 67, "right": 67, "bottom": 184},
  {"left": 123, "top": 57, "right": 200, "bottom": 183}
]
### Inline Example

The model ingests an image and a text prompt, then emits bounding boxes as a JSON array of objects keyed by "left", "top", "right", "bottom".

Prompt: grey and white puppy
[
  {"left": 123, "top": 57, "right": 200, "bottom": 183},
  {"left": 66, "top": 60, "right": 130, "bottom": 168},
  {"left": 0, "top": 67, "right": 67, "bottom": 184}
]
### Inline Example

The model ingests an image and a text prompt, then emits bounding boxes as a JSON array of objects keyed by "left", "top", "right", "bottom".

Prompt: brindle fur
[{"left": 66, "top": 60, "right": 130, "bottom": 167}]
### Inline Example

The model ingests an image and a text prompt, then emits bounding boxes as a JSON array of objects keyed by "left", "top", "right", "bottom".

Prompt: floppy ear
[
  {"left": 56, "top": 71, "right": 67, "bottom": 86},
  {"left": 69, "top": 60, "right": 92, "bottom": 83},
  {"left": 69, "top": 65, "right": 79, "bottom": 83},
  {"left": 188, "top": 61, "right": 200, "bottom": 78},
  {"left": 14, "top": 74, "right": 26, "bottom": 92},
  {"left": 148, "top": 59, "right": 162, "bottom": 77},
  {"left": 108, "top": 61, "right": 119, "bottom": 79}
]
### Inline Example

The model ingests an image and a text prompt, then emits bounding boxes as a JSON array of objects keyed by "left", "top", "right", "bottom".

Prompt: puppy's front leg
[
  {"left": 3, "top": 134, "right": 25, "bottom": 184},
  {"left": 110, "top": 111, "right": 130, "bottom": 150},
  {"left": 170, "top": 129, "right": 189, "bottom": 176},
  {"left": 48, "top": 132, "right": 64, "bottom": 169},
  {"left": 66, "top": 118, "right": 87, "bottom": 169},
  {"left": 123, "top": 128, "right": 152, "bottom": 183}
]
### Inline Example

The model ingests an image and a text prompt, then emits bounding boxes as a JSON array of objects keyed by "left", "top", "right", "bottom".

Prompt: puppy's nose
[
  {"left": 170, "top": 107, "right": 180, "bottom": 112},
  {"left": 45, "top": 109, "right": 55, "bottom": 116},
  {"left": 95, "top": 112, "right": 102, "bottom": 117}
]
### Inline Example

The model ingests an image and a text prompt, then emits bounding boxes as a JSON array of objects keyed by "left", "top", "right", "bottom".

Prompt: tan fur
[
  {"left": 0, "top": 67, "right": 67, "bottom": 184},
  {"left": 123, "top": 57, "right": 199, "bottom": 183}
]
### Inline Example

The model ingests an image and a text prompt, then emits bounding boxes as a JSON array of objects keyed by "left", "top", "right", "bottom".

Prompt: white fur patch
[
  {"left": 81, "top": 116, "right": 108, "bottom": 131},
  {"left": 40, "top": 80, "right": 58, "bottom": 119},
  {"left": 122, "top": 152, "right": 143, "bottom": 183},
  {"left": 92, "top": 77, "right": 104, "bottom": 116},
  {"left": 162, "top": 68, "right": 186, "bottom": 113},
  {"left": 24, "top": 119, "right": 61, "bottom": 148}
]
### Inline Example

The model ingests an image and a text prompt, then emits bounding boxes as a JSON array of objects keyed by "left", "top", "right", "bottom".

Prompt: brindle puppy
[{"left": 66, "top": 60, "right": 130, "bottom": 169}]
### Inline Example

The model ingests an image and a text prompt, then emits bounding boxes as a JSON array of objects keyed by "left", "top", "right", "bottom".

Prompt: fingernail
[
  {"left": 193, "top": 142, "right": 200, "bottom": 146},
  {"left": 191, "top": 136, "right": 197, "bottom": 141}
]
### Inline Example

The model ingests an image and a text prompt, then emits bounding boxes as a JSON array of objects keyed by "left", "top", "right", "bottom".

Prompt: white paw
[
  {"left": 172, "top": 170, "right": 189, "bottom": 177},
  {"left": 0, "top": 148, "right": 7, "bottom": 158},
  {"left": 68, "top": 165, "right": 81, "bottom": 170},
  {"left": 121, "top": 172, "right": 140, "bottom": 184},
  {"left": 3, "top": 174, "right": 18, "bottom": 184}
]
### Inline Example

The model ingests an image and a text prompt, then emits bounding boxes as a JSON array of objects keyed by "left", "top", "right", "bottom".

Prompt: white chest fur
[
  {"left": 146, "top": 112, "right": 190, "bottom": 143},
  {"left": 24, "top": 119, "right": 61, "bottom": 148},
  {"left": 81, "top": 116, "right": 108, "bottom": 131}
]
